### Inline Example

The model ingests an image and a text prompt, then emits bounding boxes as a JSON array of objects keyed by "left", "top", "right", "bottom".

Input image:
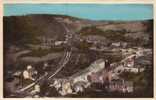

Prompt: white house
[
  {"left": 54, "top": 41, "right": 64, "bottom": 46},
  {"left": 70, "top": 59, "right": 105, "bottom": 84},
  {"left": 111, "top": 42, "right": 121, "bottom": 47}
]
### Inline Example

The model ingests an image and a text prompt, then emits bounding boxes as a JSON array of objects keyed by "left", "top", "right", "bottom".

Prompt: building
[
  {"left": 111, "top": 42, "right": 121, "bottom": 47},
  {"left": 113, "top": 53, "right": 145, "bottom": 74},
  {"left": 70, "top": 59, "right": 105, "bottom": 84},
  {"left": 111, "top": 42, "right": 128, "bottom": 48},
  {"left": 124, "top": 67, "right": 140, "bottom": 73},
  {"left": 88, "top": 69, "right": 112, "bottom": 84},
  {"left": 83, "top": 35, "right": 109, "bottom": 46},
  {"left": 54, "top": 41, "right": 65, "bottom": 46},
  {"left": 109, "top": 79, "right": 133, "bottom": 93}
]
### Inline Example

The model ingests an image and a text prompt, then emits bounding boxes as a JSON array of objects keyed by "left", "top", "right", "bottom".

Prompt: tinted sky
[{"left": 4, "top": 4, "right": 153, "bottom": 21}]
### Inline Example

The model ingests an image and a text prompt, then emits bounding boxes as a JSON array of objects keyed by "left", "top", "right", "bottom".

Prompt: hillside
[
  {"left": 3, "top": 14, "right": 153, "bottom": 98},
  {"left": 4, "top": 14, "right": 153, "bottom": 48}
]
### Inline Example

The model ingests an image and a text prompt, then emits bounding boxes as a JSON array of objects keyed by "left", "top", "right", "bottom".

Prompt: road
[
  {"left": 47, "top": 21, "right": 75, "bottom": 79},
  {"left": 17, "top": 21, "right": 75, "bottom": 94}
]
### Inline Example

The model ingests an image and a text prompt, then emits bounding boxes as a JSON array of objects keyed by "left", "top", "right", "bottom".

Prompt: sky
[{"left": 4, "top": 4, "right": 153, "bottom": 21}]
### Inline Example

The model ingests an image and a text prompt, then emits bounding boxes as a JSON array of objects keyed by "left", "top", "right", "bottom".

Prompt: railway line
[{"left": 16, "top": 21, "right": 74, "bottom": 95}]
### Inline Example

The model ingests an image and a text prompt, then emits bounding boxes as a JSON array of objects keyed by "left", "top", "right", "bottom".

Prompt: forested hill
[{"left": 4, "top": 14, "right": 153, "bottom": 47}]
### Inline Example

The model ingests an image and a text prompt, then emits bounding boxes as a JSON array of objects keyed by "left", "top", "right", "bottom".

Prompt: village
[
  {"left": 4, "top": 13, "right": 153, "bottom": 97},
  {"left": 4, "top": 35, "right": 151, "bottom": 97}
]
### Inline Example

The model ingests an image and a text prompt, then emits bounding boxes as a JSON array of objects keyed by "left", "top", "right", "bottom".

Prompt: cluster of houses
[
  {"left": 29, "top": 35, "right": 130, "bottom": 52},
  {"left": 9, "top": 50, "right": 143, "bottom": 97},
  {"left": 85, "top": 59, "right": 134, "bottom": 93},
  {"left": 61, "top": 47, "right": 147, "bottom": 95},
  {"left": 10, "top": 34, "right": 147, "bottom": 97},
  {"left": 108, "top": 79, "right": 133, "bottom": 93},
  {"left": 113, "top": 49, "right": 145, "bottom": 74},
  {"left": 49, "top": 57, "right": 136, "bottom": 96},
  {"left": 8, "top": 58, "right": 136, "bottom": 97},
  {"left": 27, "top": 37, "right": 67, "bottom": 50},
  {"left": 52, "top": 48, "right": 146, "bottom": 96},
  {"left": 81, "top": 35, "right": 109, "bottom": 51}
]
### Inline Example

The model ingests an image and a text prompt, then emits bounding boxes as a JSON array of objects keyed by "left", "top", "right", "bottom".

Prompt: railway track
[
  {"left": 16, "top": 21, "right": 74, "bottom": 94},
  {"left": 48, "top": 50, "right": 72, "bottom": 80}
]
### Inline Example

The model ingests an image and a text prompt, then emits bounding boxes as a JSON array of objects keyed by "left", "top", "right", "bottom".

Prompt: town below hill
[{"left": 3, "top": 14, "right": 153, "bottom": 98}]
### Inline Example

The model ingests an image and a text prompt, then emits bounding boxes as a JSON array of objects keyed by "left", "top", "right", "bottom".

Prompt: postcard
[{"left": 2, "top": 4, "right": 154, "bottom": 98}]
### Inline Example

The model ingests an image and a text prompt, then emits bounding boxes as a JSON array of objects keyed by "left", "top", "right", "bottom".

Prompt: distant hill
[{"left": 4, "top": 14, "right": 153, "bottom": 48}]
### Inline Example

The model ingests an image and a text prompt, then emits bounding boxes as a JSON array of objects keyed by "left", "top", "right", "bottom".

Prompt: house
[
  {"left": 111, "top": 42, "right": 121, "bottom": 47},
  {"left": 36, "top": 36, "right": 56, "bottom": 48},
  {"left": 70, "top": 59, "right": 105, "bottom": 84},
  {"left": 126, "top": 58, "right": 135, "bottom": 67},
  {"left": 109, "top": 79, "right": 133, "bottom": 93},
  {"left": 121, "top": 42, "right": 128, "bottom": 48},
  {"left": 71, "top": 59, "right": 113, "bottom": 85},
  {"left": 111, "top": 42, "right": 128, "bottom": 48},
  {"left": 124, "top": 67, "right": 139, "bottom": 73},
  {"left": 113, "top": 53, "right": 146, "bottom": 74},
  {"left": 114, "top": 65, "right": 144, "bottom": 74},
  {"left": 83, "top": 35, "right": 109, "bottom": 46},
  {"left": 113, "top": 64, "right": 124, "bottom": 74},
  {"left": 54, "top": 41, "right": 64, "bottom": 46},
  {"left": 121, "top": 54, "right": 136, "bottom": 68}
]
